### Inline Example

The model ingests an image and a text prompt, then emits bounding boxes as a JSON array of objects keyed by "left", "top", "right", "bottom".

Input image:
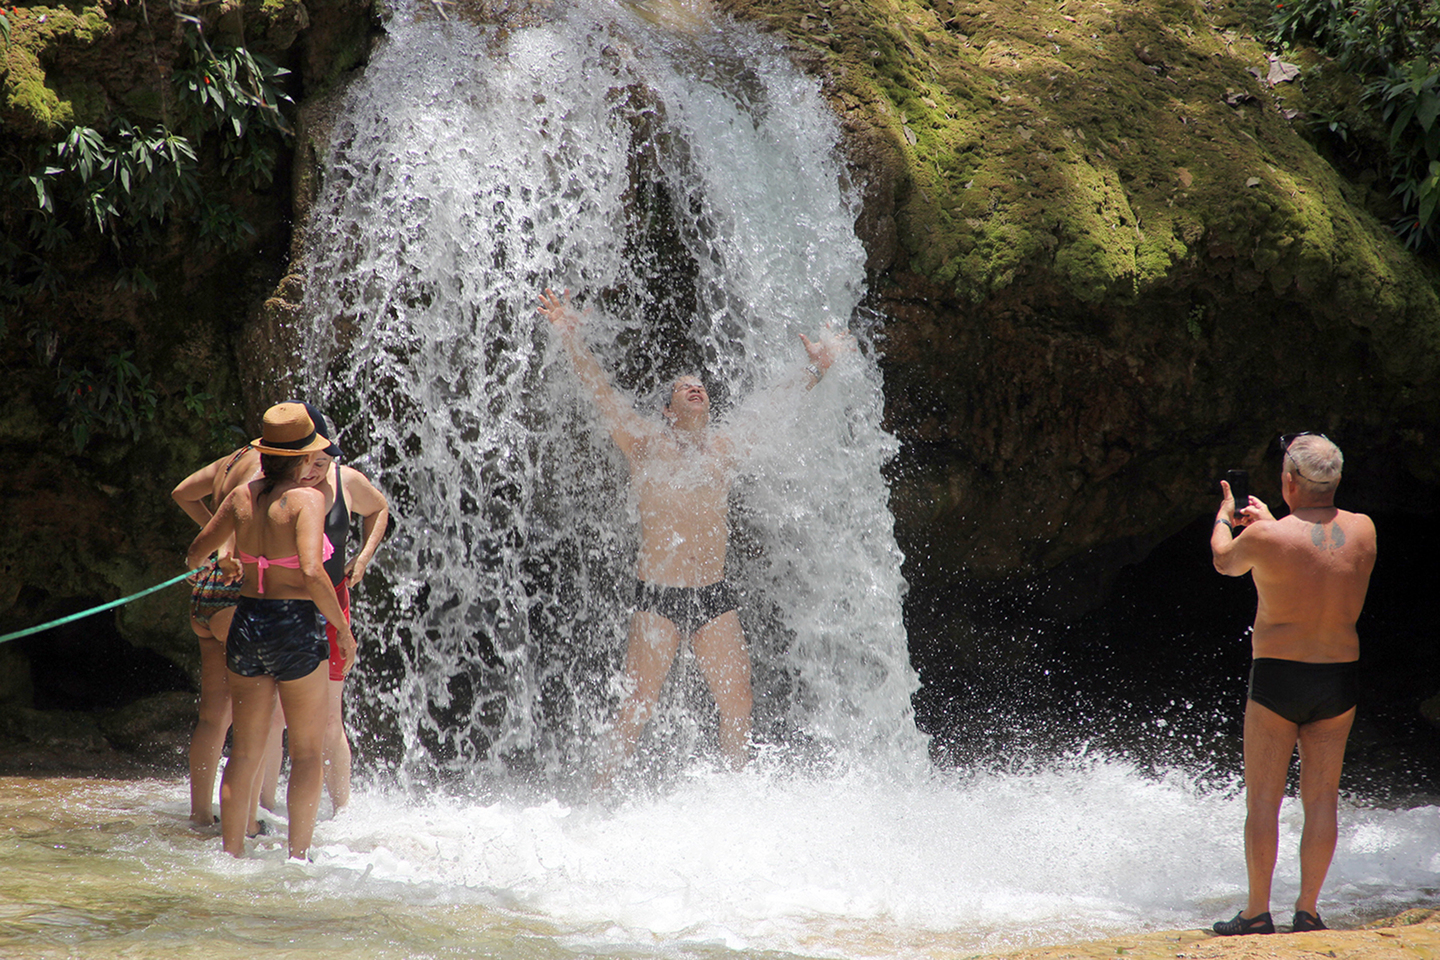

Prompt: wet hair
[
  {"left": 1285, "top": 434, "right": 1343, "bottom": 491},
  {"left": 662, "top": 372, "right": 704, "bottom": 410},
  {"left": 259, "top": 452, "right": 305, "bottom": 495},
  {"left": 671, "top": 371, "right": 704, "bottom": 386}
]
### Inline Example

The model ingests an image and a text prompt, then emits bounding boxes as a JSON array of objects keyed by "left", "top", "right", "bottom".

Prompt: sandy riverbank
[{"left": 990, "top": 909, "right": 1440, "bottom": 960}]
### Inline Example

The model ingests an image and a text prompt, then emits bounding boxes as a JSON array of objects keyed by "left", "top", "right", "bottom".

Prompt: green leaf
[
  {"left": 1392, "top": 102, "right": 1418, "bottom": 150},
  {"left": 1418, "top": 91, "right": 1440, "bottom": 132},
  {"left": 1420, "top": 189, "right": 1438, "bottom": 226}
]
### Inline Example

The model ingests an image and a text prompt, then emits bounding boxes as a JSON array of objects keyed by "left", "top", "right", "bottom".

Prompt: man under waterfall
[
  {"left": 1209, "top": 433, "right": 1376, "bottom": 935},
  {"left": 538, "top": 287, "right": 850, "bottom": 780}
]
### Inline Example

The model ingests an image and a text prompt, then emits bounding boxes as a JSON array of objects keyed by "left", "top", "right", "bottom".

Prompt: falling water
[{"left": 299, "top": 0, "right": 923, "bottom": 790}]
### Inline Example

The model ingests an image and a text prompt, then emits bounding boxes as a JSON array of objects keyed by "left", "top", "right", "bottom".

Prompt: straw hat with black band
[{"left": 251, "top": 402, "right": 332, "bottom": 456}]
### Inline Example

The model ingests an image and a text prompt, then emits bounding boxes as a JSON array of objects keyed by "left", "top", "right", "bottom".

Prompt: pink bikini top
[{"left": 238, "top": 536, "right": 335, "bottom": 594}]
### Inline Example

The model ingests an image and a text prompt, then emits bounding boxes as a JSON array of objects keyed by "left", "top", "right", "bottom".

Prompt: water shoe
[
  {"left": 1212, "top": 911, "right": 1275, "bottom": 936},
  {"left": 1291, "top": 911, "right": 1327, "bottom": 932}
]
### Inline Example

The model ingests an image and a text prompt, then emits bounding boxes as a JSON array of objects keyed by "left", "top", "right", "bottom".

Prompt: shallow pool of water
[{"left": 3, "top": 762, "right": 1437, "bottom": 959}]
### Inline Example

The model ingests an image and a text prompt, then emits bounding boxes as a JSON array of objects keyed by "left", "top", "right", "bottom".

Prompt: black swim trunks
[
  {"left": 227, "top": 596, "right": 330, "bottom": 682},
  {"left": 634, "top": 579, "right": 740, "bottom": 636},
  {"left": 1248, "top": 657, "right": 1359, "bottom": 725}
]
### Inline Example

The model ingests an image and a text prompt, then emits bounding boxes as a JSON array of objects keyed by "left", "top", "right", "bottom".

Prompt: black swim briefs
[
  {"left": 227, "top": 596, "right": 330, "bottom": 682},
  {"left": 634, "top": 579, "right": 739, "bottom": 636},
  {"left": 1248, "top": 657, "right": 1359, "bottom": 725}
]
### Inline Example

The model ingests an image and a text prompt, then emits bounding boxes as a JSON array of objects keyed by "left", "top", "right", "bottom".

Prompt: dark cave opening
[
  {"left": 910, "top": 510, "right": 1440, "bottom": 801},
  {"left": 15, "top": 604, "right": 193, "bottom": 713}
]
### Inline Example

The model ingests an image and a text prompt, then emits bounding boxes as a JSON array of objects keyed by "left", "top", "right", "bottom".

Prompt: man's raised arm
[
  {"left": 713, "top": 324, "right": 858, "bottom": 465},
  {"left": 798, "top": 326, "right": 854, "bottom": 391},
  {"left": 1211, "top": 479, "right": 1275, "bottom": 576},
  {"left": 538, "top": 288, "right": 650, "bottom": 458}
]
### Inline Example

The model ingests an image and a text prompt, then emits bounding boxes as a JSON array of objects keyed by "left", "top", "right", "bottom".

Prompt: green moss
[
  {"left": 4, "top": 68, "right": 70, "bottom": 131},
  {"left": 50, "top": 78, "right": 105, "bottom": 127},
  {"left": 718, "top": 0, "right": 1439, "bottom": 375},
  {"left": 315, "top": 30, "right": 372, "bottom": 87},
  {"left": 118, "top": 86, "right": 168, "bottom": 124},
  {"left": 0, "top": 4, "right": 112, "bottom": 135}
]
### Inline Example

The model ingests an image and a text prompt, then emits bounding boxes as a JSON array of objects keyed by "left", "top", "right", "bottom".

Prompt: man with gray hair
[{"left": 1209, "top": 432, "right": 1376, "bottom": 936}]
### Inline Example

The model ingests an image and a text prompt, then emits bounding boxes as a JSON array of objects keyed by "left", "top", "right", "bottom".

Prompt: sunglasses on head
[
  {"left": 1278, "top": 431, "right": 1329, "bottom": 455},
  {"left": 1277, "top": 431, "right": 1332, "bottom": 484}
]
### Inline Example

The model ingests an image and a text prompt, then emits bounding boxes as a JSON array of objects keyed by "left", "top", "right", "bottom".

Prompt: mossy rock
[
  {"left": 722, "top": 0, "right": 1440, "bottom": 377},
  {"left": 0, "top": 3, "right": 113, "bottom": 136}
]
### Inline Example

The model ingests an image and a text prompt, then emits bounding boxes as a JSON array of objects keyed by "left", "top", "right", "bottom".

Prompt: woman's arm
[
  {"left": 172, "top": 455, "right": 229, "bottom": 527},
  {"left": 186, "top": 488, "right": 239, "bottom": 570},
  {"left": 339, "top": 465, "right": 390, "bottom": 587}
]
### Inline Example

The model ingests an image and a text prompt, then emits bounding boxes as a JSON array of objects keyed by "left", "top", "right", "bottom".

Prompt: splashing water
[
  {"left": 2, "top": 770, "right": 1438, "bottom": 959},
  {"left": 300, "top": 0, "right": 921, "bottom": 790}
]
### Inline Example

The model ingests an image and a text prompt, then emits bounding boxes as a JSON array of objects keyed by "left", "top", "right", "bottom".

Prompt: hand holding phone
[{"left": 1227, "top": 469, "right": 1249, "bottom": 521}]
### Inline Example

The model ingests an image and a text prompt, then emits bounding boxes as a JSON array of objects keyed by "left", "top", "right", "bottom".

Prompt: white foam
[{"left": 275, "top": 763, "right": 1440, "bottom": 957}]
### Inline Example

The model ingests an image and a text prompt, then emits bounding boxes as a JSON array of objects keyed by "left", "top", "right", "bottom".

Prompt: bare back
[
  {"left": 1241, "top": 509, "right": 1376, "bottom": 662},
  {"left": 229, "top": 480, "right": 330, "bottom": 601},
  {"left": 629, "top": 429, "right": 738, "bottom": 587}
]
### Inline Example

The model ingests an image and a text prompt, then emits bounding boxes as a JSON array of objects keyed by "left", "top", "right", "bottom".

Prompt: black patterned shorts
[{"left": 227, "top": 596, "right": 329, "bottom": 682}]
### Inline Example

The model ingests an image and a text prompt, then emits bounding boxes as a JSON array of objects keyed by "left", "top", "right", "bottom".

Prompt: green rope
[{"left": 0, "top": 567, "right": 203, "bottom": 645}]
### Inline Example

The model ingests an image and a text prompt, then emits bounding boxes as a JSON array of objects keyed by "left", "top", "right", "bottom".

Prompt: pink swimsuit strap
[{"left": 239, "top": 536, "right": 335, "bottom": 594}]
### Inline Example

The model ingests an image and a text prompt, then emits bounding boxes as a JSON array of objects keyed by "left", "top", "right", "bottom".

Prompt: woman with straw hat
[{"left": 186, "top": 402, "right": 357, "bottom": 860}]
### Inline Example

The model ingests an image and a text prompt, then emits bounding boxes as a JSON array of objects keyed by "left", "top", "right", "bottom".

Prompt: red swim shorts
[{"left": 325, "top": 580, "right": 352, "bottom": 681}]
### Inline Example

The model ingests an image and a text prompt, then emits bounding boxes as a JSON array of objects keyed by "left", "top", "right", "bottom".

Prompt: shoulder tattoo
[{"left": 1310, "top": 522, "right": 1346, "bottom": 550}]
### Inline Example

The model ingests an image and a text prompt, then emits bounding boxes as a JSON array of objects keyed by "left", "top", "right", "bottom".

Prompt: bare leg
[
  {"left": 276, "top": 662, "right": 332, "bottom": 860},
  {"left": 258, "top": 701, "right": 286, "bottom": 812},
  {"left": 1242, "top": 699, "right": 1300, "bottom": 919},
  {"left": 598, "top": 611, "right": 682, "bottom": 783},
  {"left": 323, "top": 677, "right": 352, "bottom": 810},
  {"left": 691, "top": 610, "right": 753, "bottom": 769},
  {"left": 1294, "top": 708, "right": 1354, "bottom": 916},
  {"left": 220, "top": 672, "right": 278, "bottom": 857},
  {"left": 189, "top": 607, "right": 234, "bottom": 825}
]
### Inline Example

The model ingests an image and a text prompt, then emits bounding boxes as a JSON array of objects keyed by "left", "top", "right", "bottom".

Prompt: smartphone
[{"left": 1227, "top": 469, "right": 1249, "bottom": 510}]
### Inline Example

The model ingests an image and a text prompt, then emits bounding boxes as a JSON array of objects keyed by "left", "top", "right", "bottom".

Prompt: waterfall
[{"left": 299, "top": 0, "right": 925, "bottom": 793}]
